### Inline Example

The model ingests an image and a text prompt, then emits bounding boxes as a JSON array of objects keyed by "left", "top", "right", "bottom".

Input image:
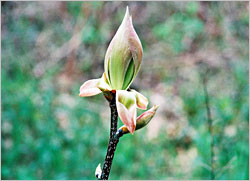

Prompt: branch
[
  {"left": 95, "top": 92, "right": 158, "bottom": 180},
  {"left": 97, "top": 92, "right": 120, "bottom": 180}
]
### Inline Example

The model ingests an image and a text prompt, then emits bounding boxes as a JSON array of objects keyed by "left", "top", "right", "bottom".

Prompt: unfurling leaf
[{"left": 118, "top": 105, "right": 159, "bottom": 134}]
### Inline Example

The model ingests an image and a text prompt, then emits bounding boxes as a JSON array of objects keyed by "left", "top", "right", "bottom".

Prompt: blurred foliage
[{"left": 1, "top": 1, "right": 249, "bottom": 180}]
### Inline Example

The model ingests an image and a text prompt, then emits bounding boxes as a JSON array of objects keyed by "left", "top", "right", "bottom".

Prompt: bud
[
  {"left": 78, "top": 7, "right": 158, "bottom": 136},
  {"left": 104, "top": 6, "right": 143, "bottom": 90},
  {"left": 95, "top": 163, "right": 102, "bottom": 179},
  {"left": 118, "top": 105, "right": 159, "bottom": 134}
]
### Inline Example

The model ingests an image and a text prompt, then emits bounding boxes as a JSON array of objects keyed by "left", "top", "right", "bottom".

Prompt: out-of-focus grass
[{"left": 1, "top": 1, "right": 249, "bottom": 180}]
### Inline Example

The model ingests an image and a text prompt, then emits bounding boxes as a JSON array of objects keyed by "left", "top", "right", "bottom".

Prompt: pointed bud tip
[
  {"left": 129, "top": 127, "right": 134, "bottom": 135},
  {"left": 124, "top": 6, "right": 130, "bottom": 20},
  {"left": 126, "top": 120, "right": 136, "bottom": 135},
  {"left": 152, "top": 105, "right": 160, "bottom": 111},
  {"left": 126, "top": 6, "right": 129, "bottom": 14},
  {"left": 95, "top": 163, "right": 102, "bottom": 179}
]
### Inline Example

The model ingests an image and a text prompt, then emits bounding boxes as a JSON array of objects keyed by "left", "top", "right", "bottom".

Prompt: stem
[
  {"left": 100, "top": 92, "right": 120, "bottom": 180},
  {"left": 203, "top": 75, "right": 215, "bottom": 180}
]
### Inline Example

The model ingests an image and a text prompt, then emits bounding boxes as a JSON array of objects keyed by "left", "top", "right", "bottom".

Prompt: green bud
[{"left": 104, "top": 7, "right": 143, "bottom": 90}]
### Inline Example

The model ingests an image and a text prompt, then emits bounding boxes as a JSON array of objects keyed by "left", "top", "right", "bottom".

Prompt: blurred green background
[{"left": 1, "top": 1, "right": 249, "bottom": 180}]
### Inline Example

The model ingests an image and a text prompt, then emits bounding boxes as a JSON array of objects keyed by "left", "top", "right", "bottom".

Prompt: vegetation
[{"left": 1, "top": 1, "right": 249, "bottom": 180}]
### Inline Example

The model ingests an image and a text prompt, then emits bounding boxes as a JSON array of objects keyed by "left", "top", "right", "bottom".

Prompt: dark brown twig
[{"left": 100, "top": 92, "right": 120, "bottom": 180}]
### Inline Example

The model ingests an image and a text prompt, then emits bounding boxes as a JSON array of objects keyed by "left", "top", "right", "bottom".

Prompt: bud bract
[{"left": 118, "top": 105, "right": 159, "bottom": 134}]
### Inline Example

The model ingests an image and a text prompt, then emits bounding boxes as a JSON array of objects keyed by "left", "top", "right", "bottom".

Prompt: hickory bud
[{"left": 104, "top": 6, "right": 143, "bottom": 90}]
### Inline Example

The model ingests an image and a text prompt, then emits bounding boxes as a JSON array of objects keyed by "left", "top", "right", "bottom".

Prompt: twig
[
  {"left": 100, "top": 92, "right": 120, "bottom": 180},
  {"left": 202, "top": 71, "right": 215, "bottom": 180}
]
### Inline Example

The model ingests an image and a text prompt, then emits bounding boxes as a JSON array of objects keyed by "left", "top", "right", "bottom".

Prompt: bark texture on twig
[{"left": 100, "top": 92, "right": 120, "bottom": 180}]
